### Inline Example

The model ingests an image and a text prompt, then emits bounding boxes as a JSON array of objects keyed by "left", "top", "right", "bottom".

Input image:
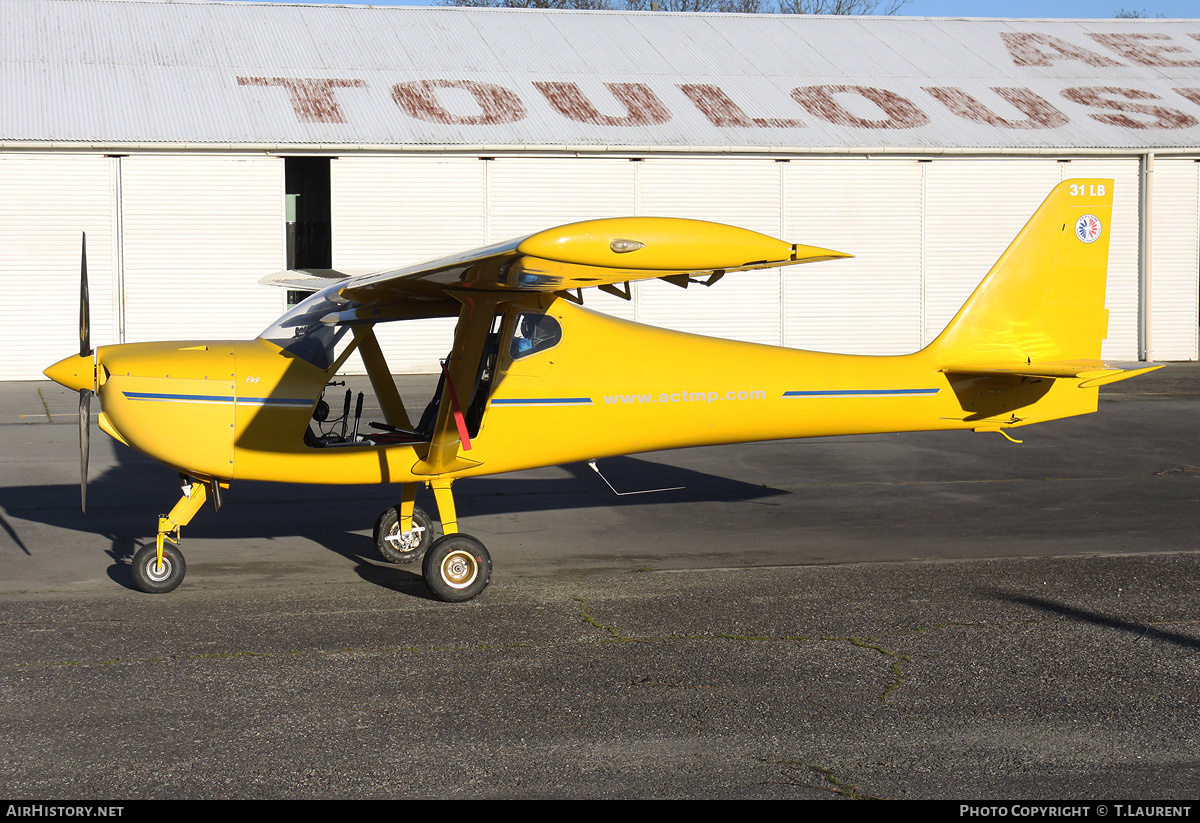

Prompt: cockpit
[{"left": 259, "top": 292, "right": 563, "bottom": 450}]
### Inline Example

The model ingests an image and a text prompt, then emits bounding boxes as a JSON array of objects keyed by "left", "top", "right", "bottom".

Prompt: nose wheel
[
  {"left": 130, "top": 478, "right": 215, "bottom": 594},
  {"left": 131, "top": 543, "right": 186, "bottom": 594}
]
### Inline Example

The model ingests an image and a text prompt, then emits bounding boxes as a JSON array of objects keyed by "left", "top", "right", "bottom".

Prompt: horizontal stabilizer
[
  {"left": 1078, "top": 364, "right": 1164, "bottom": 388},
  {"left": 942, "top": 361, "right": 1163, "bottom": 387}
]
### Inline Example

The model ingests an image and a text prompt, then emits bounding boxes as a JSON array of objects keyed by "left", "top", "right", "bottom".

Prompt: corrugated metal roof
[{"left": 2, "top": 0, "right": 1200, "bottom": 151}]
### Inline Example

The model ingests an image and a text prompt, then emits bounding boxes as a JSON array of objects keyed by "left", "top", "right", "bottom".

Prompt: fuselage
[{"left": 45, "top": 297, "right": 1095, "bottom": 486}]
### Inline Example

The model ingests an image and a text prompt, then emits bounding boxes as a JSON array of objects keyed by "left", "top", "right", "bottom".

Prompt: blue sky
[
  {"left": 251, "top": 0, "right": 1197, "bottom": 17},
  {"left": 900, "top": 1, "right": 1193, "bottom": 16}
]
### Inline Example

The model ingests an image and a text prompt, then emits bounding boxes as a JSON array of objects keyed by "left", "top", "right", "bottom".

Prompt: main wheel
[
  {"left": 374, "top": 505, "right": 436, "bottom": 564},
  {"left": 422, "top": 534, "right": 492, "bottom": 603},
  {"left": 131, "top": 543, "right": 186, "bottom": 594}
]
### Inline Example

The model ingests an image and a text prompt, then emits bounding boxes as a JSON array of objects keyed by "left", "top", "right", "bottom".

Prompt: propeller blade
[
  {"left": 80, "top": 232, "right": 90, "bottom": 358},
  {"left": 79, "top": 389, "right": 90, "bottom": 513}
]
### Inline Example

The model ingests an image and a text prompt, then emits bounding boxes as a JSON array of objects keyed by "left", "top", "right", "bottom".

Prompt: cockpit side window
[{"left": 509, "top": 312, "right": 562, "bottom": 361}]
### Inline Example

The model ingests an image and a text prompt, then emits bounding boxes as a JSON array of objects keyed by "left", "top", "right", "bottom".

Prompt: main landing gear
[
  {"left": 373, "top": 478, "right": 492, "bottom": 602},
  {"left": 374, "top": 505, "right": 435, "bottom": 564}
]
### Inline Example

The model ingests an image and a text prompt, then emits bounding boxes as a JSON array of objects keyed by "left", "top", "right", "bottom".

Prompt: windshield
[{"left": 260, "top": 285, "right": 354, "bottom": 370}]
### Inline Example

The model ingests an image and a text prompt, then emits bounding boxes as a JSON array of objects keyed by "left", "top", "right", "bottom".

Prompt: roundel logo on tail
[{"left": 1075, "top": 214, "right": 1102, "bottom": 244}]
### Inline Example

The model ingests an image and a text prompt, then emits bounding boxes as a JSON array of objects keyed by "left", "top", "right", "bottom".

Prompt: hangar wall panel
[
  {"left": 1, "top": 147, "right": 1182, "bottom": 387},
  {"left": 782, "top": 159, "right": 924, "bottom": 355},
  {"left": 331, "top": 156, "right": 487, "bottom": 373},
  {"left": 122, "top": 155, "right": 285, "bottom": 343},
  {"left": 635, "top": 159, "right": 783, "bottom": 347},
  {"left": 1061, "top": 158, "right": 1141, "bottom": 361},
  {"left": 0, "top": 154, "right": 116, "bottom": 380},
  {"left": 1150, "top": 160, "right": 1200, "bottom": 361}
]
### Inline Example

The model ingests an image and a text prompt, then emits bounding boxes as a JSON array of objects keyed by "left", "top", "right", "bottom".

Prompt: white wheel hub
[
  {"left": 440, "top": 550, "right": 478, "bottom": 589},
  {"left": 145, "top": 556, "right": 172, "bottom": 582},
  {"left": 384, "top": 524, "right": 425, "bottom": 550}
]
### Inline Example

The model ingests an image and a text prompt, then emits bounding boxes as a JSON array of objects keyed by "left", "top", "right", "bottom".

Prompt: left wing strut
[
  {"left": 441, "top": 361, "right": 472, "bottom": 452},
  {"left": 412, "top": 295, "right": 497, "bottom": 476}
]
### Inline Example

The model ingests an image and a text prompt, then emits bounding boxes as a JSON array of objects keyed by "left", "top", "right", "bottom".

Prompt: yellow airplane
[{"left": 44, "top": 178, "right": 1159, "bottom": 602}]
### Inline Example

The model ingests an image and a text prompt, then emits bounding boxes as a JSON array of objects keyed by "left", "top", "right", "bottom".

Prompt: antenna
[{"left": 587, "top": 460, "right": 684, "bottom": 497}]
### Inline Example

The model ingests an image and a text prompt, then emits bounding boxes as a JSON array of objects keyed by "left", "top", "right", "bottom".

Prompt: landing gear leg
[
  {"left": 132, "top": 478, "right": 218, "bottom": 594},
  {"left": 423, "top": 478, "right": 491, "bottom": 602},
  {"left": 429, "top": 478, "right": 458, "bottom": 535}
]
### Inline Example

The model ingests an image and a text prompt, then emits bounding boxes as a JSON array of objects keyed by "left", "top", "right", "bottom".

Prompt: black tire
[
  {"left": 131, "top": 543, "right": 186, "bottom": 594},
  {"left": 373, "top": 505, "right": 436, "bottom": 564},
  {"left": 422, "top": 534, "right": 492, "bottom": 603}
]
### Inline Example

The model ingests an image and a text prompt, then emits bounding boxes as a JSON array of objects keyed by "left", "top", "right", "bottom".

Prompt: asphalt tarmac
[{"left": 1, "top": 368, "right": 1198, "bottom": 799}]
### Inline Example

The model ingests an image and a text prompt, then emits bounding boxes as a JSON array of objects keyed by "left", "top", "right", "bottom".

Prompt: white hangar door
[
  {"left": 923, "top": 159, "right": 1065, "bottom": 351},
  {"left": 331, "top": 156, "right": 487, "bottom": 374},
  {"left": 0, "top": 154, "right": 117, "bottom": 380},
  {"left": 1150, "top": 160, "right": 1200, "bottom": 362},
  {"left": 121, "top": 155, "right": 285, "bottom": 344},
  {"left": 782, "top": 159, "right": 924, "bottom": 355},
  {"left": 635, "top": 159, "right": 784, "bottom": 346}
]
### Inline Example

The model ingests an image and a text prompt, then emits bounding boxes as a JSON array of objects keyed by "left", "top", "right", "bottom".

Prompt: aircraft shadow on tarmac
[
  {"left": 985, "top": 590, "right": 1200, "bottom": 653},
  {"left": 0, "top": 435, "right": 785, "bottom": 595}
]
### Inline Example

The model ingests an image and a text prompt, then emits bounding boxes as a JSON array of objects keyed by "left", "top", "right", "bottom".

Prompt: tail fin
[{"left": 928, "top": 178, "right": 1113, "bottom": 369}]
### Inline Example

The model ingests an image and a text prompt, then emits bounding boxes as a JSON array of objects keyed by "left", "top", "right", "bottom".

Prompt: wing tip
[{"left": 791, "top": 244, "right": 853, "bottom": 263}]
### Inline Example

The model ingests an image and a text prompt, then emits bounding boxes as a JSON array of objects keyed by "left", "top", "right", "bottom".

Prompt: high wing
[{"left": 325, "top": 217, "right": 850, "bottom": 306}]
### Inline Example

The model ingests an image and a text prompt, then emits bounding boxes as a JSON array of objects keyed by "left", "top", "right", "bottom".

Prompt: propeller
[{"left": 78, "top": 233, "right": 91, "bottom": 513}]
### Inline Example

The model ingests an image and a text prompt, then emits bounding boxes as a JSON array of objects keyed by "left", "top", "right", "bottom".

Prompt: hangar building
[{"left": 3, "top": 0, "right": 1199, "bottom": 380}]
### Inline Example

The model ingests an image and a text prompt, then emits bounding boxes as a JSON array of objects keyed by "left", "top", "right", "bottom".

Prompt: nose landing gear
[
  {"left": 131, "top": 543, "right": 186, "bottom": 594},
  {"left": 132, "top": 477, "right": 222, "bottom": 594}
]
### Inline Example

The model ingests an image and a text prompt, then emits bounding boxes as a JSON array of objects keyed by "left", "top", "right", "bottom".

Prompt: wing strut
[
  {"left": 441, "top": 360, "right": 472, "bottom": 452},
  {"left": 351, "top": 325, "right": 414, "bottom": 430},
  {"left": 411, "top": 294, "right": 498, "bottom": 476}
]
